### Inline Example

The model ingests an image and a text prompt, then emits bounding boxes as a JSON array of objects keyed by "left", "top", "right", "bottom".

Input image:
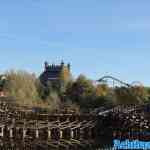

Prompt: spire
[
  {"left": 44, "top": 61, "right": 49, "bottom": 70},
  {"left": 61, "top": 60, "right": 64, "bottom": 67},
  {"left": 67, "top": 63, "right": 71, "bottom": 70}
]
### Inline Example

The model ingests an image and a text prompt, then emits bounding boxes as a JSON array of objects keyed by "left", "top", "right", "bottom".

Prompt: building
[{"left": 39, "top": 61, "right": 71, "bottom": 89}]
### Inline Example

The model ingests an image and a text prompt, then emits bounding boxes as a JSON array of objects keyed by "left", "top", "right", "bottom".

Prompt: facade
[{"left": 39, "top": 61, "right": 71, "bottom": 89}]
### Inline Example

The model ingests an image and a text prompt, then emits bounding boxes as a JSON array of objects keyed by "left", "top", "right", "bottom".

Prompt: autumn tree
[
  {"left": 114, "top": 86, "right": 147, "bottom": 105},
  {"left": 95, "top": 84, "right": 109, "bottom": 97},
  {"left": 36, "top": 79, "right": 50, "bottom": 100},
  {"left": 46, "top": 91, "right": 61, "bottom": 112},
  {"left": 65, "top": 75, "right": 95, "bottom": 108},
  {"left": 4, "top": 70, "right": 39, "bottom": 106},
  {"left": 131, "top": 86, "right": 147, "bottom": 103}
]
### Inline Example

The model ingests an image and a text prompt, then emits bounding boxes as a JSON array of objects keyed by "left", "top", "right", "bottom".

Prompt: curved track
[{"left": 97, "top": 75, "right": 144, "bottom": 88}]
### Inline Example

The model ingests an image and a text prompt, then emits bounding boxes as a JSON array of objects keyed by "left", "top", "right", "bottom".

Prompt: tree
[
  {"left": 4, "top": 70, "right": 39, "bottom": 106},
  {"left": 95, "top": 84, "right": 109, "bottom": 97},
  {"left": 46, "top": 91, "right": 61, "bottom": 112},
  {"left": 36, "top": 79, "right": 50, "bottom": 100},
  {"left": 131, "top": 86, "right": 147, "bottom": 103},
  {"left": 114, "top": 86, "right": 147, "bottom": 105},
  {"left": 65, "top": 74, "right": 95, "bottom": 108}
]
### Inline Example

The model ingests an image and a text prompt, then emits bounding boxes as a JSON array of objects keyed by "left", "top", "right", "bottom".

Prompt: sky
[{"left": 0, "top": 0, "right": 150, "bottom": 85}]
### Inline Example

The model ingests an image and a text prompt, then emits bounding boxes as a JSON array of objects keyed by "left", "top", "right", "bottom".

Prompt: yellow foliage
[
  {"left": 96, "top": 84, "right": 109, "bottom": 97},
  {"left": 4, "top": 70, "right": 39, "bottom": 106},
  {"left": 60, "top": 66, "right": 70, "bottom": 82}
]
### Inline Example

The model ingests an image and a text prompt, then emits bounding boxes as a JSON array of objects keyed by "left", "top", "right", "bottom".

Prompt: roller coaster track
[
  {"left": 95, "top": 75, "right": 146, "bottom": 115},
  {"left": 97, "top": 75, "right": 132, "bottom": 87}
]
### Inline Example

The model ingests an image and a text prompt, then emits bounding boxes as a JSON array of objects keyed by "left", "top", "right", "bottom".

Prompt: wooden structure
[
  {"left": 0, "top": 98, "right": 97, "bottom": 149},
  {"left": 0, "top": 97, "right": 150, "bottom": 149}
]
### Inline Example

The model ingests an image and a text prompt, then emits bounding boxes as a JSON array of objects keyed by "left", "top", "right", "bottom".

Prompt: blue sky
[{"left": 0, "top": 0, "right": 150, "bottom": 85}]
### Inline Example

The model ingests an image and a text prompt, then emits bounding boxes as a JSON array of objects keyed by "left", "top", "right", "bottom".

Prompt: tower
[{"left": 39, "top": 61, "right": 71, "bottom": 89}]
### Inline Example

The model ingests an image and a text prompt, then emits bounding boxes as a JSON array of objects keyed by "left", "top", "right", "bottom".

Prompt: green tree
[
  {"left": 36, "top": 79, "right": 50, "bottom": 100},
  {"left": 66, "top": 74, "right": 95, "bottom": 108}
]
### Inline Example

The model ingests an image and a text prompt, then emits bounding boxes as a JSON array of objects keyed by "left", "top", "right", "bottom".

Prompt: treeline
[{"left": 1, "top": 70, "right": 150, "bottom": 113}]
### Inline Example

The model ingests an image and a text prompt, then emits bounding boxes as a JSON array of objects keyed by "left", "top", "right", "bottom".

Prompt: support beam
[
  {"left": 36, "top": 129, "right": 39, "bottom": 138},
  {"left": 0, "top": 127, "right": 4, "bottom": 137},
  {"left": 71, "top": 129, "right": 74, "bottom": 139},
  {"left": 48, "top": 129, "right": 51, "bottom": 139},
  {"left": 60, "top": 129, "right": 63, "bottom": 139},
  {"left": 9, "top": 128, "right": 13, "bottom": 138},
  {"left": 23, "top": 129, "right": 27, "bottom": 139}
]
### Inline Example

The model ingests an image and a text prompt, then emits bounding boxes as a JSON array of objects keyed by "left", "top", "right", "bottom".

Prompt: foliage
[
  {"left": 1, "top": 69, "right": 149, "bottom": 113},
  {"left": 4, "top": 70, "right": 39, "bottom": 106},
  {"left": 46, "top": 91, "right": 61, "bottom": 112},
  {"left": 114, "top": 86, "right": 147, "bottom": 104},
  {"left": 65, "top": 74, "right": 95, "bottom": 105},
  {"left": 95, "top": 84, "right": 109, "bottom": 97},
  {"left": 0, "top": 75, "right": 6, "bottom": 86},
  {"left": 36, "top": 79, "right": 52, "bottom": 100},
  {"left": 61, "top": 100, "right": 80, "bottom": 114}
]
